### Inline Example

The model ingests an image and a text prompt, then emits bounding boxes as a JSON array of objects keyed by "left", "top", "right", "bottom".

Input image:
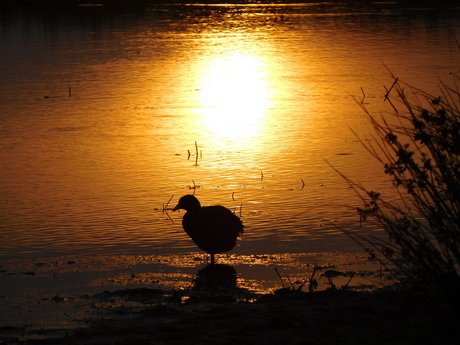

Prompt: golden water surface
[{"left": 1, "top": 2, "right": 459, "bottom": 258}]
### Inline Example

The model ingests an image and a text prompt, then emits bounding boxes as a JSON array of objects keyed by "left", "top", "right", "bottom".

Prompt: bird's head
[{"left": 172, "top": 194, "right": 201, "bottom": 212}]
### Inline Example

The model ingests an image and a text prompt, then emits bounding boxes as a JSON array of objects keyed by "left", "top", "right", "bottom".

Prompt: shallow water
[
  {"left": 1, "top": 2, "right": 460, "bottom": 259},
  {"left": 0, "top": 252, "right": 392, "bottom": 335}
]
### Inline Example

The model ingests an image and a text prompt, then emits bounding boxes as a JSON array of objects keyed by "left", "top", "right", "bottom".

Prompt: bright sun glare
[{"left": 196, "top": 54, "right": 271, "bottom": 143}]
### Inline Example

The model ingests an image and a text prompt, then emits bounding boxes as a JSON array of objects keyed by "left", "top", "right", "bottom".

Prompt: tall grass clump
[{"left": 342, "top": 71, "right": 460, "bottom": 298}]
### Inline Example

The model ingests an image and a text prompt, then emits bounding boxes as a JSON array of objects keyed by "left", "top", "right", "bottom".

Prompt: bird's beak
[{"left": 172, "top": 203, "right": 181, "bottom": 212}]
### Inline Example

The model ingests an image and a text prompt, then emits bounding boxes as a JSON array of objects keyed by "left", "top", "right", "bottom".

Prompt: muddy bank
[
  {"left": 2, "top": 253, "right": 456, "bottom": 344},
  {"left": 1, "top": 287, "right": 457, "bottom": 345}
]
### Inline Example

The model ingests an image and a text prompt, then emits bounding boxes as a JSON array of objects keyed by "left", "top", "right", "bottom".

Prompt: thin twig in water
[
  {"left": 286, "top": 275, "right": 296, "bottom": 290},
  {"left": 274, "top": 267, "right": 296, "bottom": 290},
  {"left": 344, "top": 273, "right": 354, "bottom": 288},
  {"left": 163, "top": 195, "right": 174, "bottom": 213},
  {"left": 232, "top": 192, "right": 235, "bottom": 201},
  {"left": 260, "top": 171, "right": 264, "bottom": 181},
  {"left": 296, "top": 279, "right": 308, "bottom": 292},
  {"left": 383, "top": 86, "right": 398, "bottom": 113},
  {"left": 191, "top": 180, "right": 196, "bottom": 195},
  {"left": 301, "top": 179, "right": 305, "bottom": 190},
  {"left": 163, "top": 195, "right": 175, "bottom": 224},
  {"left": 360, "top": 87, "right": 365, "bottom": 104},
  {"left": 308, "top": 264, "right": 319, "bottom": 292},
  {"left": 384, "top": 78, "right": 398, "bottom": 101},
  {"left": 274, "top": 267, "right": 285, "bottom": 288},
  {"left": 233, "top": 203, "right": 243, "bottom": 220},
  {"left": 382, "top": 78, "right": 400, "bottom": 112},
  {"left": 195, "top": 141, "right": 199, "bottom": 165}
]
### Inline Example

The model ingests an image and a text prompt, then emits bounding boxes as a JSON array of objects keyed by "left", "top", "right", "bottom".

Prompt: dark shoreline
[
  {"left": 1, "top": 286, "right": 458, "bottom": 345},
  {"left": 1, "top": 253, "right": 458, "bottom": 345}
]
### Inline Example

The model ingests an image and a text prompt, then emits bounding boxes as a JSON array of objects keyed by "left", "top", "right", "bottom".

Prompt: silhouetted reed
[
  {"left": 340, "top": 71, "right": 460, "bottom": 298},
  {"left": 187, "top": 141, "right": 201, "bottom": 165}
]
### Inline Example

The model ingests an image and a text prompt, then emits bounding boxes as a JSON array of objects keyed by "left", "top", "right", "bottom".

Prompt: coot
[{"left": 173, "top": 195, "right": 244, "bottom": 264}]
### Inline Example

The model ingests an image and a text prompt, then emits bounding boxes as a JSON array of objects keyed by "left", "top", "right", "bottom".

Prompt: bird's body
[{"left": 173, "top": 195, "right": 244, "bottom": 264}]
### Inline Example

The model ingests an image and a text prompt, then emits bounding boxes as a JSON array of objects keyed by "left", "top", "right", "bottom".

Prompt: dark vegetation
[{"left": 334, "top": 69, "right": 460, "bottom": 306}]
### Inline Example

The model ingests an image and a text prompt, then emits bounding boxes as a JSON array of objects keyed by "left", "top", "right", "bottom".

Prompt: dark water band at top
[{"left": 2, "top": 0, "right": 458, "bottom": 10}]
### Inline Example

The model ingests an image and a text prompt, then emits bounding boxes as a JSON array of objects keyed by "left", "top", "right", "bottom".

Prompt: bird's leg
[{"left": 210, "top": 253, "right": 215, "bottom": 265}]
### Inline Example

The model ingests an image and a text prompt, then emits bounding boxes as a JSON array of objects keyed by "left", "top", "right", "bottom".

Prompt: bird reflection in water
[
  {"left": 194, "top": 264, "right": 238, "bottom": 290},
  {"left": 172, "top": 194, "right": 244, "bottom": 265}
]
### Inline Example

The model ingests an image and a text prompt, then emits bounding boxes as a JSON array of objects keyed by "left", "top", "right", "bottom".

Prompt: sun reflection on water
[{"left": 194, "top": 53, "right": 272, "bottom": 147}]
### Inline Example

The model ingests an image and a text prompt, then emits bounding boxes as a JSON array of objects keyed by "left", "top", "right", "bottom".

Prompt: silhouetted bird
[{"left": 173, "top": 195, "right": 244, "bottom": 264}]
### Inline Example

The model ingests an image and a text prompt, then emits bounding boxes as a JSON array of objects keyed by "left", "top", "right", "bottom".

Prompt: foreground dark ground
[
  {"left": 1, "top": 254, "right": 459, "bottom": 345},
  {"left": 1, "top": 286, "right": 458, "bottom": 345}
]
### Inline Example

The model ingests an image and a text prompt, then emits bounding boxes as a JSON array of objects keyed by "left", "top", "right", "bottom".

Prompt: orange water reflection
[{"left": 2, "top": 2, "right": 458, "bottom": 259}]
